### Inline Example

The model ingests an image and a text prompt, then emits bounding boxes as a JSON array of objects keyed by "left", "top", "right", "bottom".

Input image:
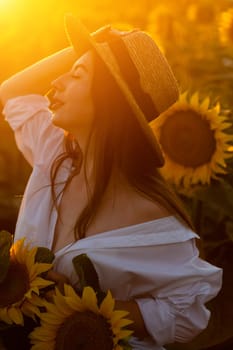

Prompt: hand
[{"left": 43, "top": 270, "right": 70, "bottom": 300}]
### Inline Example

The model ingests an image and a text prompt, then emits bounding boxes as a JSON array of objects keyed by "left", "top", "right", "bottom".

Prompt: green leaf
[
  {"left": 119, "top": 337, "right": 133, "bottom": 350},
  {"left": 72, "top": 254, "right": 100, "bottom": 291},
  {"left": 72, "top": 253, "right": 106, "bottom": 301},
  {"left": 193, "top": 180, "right": 233, "bottom": 219},
  {"left": 35, "top": 247, "right": 55, "bottom": 264},
  {"left": 0, "top": 231, "right": 13, "bottom": 283}
]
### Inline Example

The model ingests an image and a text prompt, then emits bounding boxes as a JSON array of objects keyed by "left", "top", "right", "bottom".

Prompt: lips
[
  {"left": 49, "top": 98, "right": 64, "bottom": 112},
  {"left": 50, "top": 101, "right": 64, "bottom": 111},
  {"left": 47, "top": 90, "right": 64, "bottom": 112}
]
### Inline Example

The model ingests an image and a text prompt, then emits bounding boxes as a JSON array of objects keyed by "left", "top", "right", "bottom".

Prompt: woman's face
[{"left": 51, "top": 50, "right": 95, "bottom": 134}]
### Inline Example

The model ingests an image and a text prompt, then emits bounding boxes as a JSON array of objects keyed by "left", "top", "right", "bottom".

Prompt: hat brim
[{"left": 64, "top": 14, "right": 164, "bottom": 167}]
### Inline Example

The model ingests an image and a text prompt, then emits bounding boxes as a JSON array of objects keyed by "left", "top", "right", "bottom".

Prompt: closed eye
[
  {"left": 71, "top": 63, "right": 88, "bottom": 76},
  {"left": 72, "top": 74, "right": 81, "bottom": 79}
]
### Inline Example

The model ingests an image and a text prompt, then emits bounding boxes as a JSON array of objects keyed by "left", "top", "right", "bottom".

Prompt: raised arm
[{"left": 0, "top": 46, "right": 77, "bottom": 106}]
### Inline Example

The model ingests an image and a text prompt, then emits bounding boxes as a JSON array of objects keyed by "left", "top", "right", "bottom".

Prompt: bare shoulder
[
  {"left": 133, "top": 193, "right": 172, "bottom": 222},
  {"left": 86, "top": 184, "right": 173, "bottom": 237}
]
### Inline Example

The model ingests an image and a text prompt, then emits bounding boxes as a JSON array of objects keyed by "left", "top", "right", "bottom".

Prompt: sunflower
[
  {"left": 147, "top": 5, "right": 183, "bottom": 49},
  {"left": 151, "top": 92, "right": 233, "bottom": 188},
  {"left": 186, "top": 1, "right": 217, "bottom": 25},
  {"left": 30, "top": 285, "right": 133, "bottom": 350},
  {"left": 219, "top": 7, "right": 233, "bottom": 45},
  {"left": 0, "top": 238, "right": 53, "bottom": 326}
]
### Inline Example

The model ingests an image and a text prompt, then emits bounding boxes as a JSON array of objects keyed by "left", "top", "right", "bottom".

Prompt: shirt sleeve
[
  {"left": 55, "top": 226, "right": 222, "bottom": 347},
  {"left": 135, "top": 239, "right": 222, "bottom": 346},
  {"left": 3, "top": 94, "right": 64, "bottom": 167}
]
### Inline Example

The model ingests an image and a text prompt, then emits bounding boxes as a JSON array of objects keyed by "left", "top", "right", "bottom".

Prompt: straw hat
[{"left": 64, "top": 14, "right": 179, "bottom": 167}]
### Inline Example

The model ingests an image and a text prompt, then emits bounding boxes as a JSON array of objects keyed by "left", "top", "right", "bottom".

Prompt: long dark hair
[{"left": 50, "top": 51, "right": 194, "bottom": 240}]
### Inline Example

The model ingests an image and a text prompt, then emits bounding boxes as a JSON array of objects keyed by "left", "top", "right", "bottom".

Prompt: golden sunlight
[
  {"left": 0, "top": 0, "right": 12, "bottom": 7},
  {"left": 0, "top": 0, "right": 17, "bottom": 14}
]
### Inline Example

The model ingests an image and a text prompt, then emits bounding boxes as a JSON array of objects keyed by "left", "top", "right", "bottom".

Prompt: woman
[{"left": 0, "top": 15, "right": 222, "bottom": 350}]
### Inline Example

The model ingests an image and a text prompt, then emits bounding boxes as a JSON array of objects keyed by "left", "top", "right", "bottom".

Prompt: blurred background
[
  {"left": 0, "top": 0, "right": 233, "bottom": 349},
  {"left": 0, "top": 0, "right": 233, "bottom": 229}
]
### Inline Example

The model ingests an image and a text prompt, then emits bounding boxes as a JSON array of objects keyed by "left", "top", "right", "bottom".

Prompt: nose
[{"left": 51, "top": 73, "right": 68, "bottom": 91}]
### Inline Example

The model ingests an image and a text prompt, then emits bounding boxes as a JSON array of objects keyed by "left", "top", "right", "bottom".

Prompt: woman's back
[{"left": 52, "top": 170, "right": 171, "bottom": 253}]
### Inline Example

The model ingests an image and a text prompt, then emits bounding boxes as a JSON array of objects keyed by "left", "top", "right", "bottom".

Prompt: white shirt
[{"left": 3, "top": 95, "right": 222, "bottom": 350}]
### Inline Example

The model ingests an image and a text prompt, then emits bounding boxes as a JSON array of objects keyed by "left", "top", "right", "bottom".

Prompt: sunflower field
[{"left": 0, "top": 0, "right": 233, "bottom": 349}]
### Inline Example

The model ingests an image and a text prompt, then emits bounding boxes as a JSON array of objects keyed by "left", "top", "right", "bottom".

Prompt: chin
[
  {"left": 52, "top": 113, "right": 66, "bottom": 130},
  {"left": 52, "top": 114, "right": 77, "bottom": 135}
]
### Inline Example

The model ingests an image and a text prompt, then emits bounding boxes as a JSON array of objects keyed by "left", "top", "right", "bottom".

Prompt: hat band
[{"left": 107, "top": 37, "right": 159, "bottom": 122}]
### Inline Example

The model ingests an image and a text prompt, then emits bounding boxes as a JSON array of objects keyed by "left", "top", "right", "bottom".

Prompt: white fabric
[{"left": 3, "top": 95, "right": 222, "bottom": 350}]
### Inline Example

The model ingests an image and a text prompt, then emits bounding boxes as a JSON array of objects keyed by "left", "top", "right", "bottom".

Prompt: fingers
[{"left": 44, "top": 270, "right": 70, "bottom": 295}]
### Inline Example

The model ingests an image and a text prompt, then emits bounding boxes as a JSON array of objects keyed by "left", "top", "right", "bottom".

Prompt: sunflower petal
[
  {"left": 100, "top": 290, "right": 115, "bottom": 318},
  {"left": 0, "top": 307, "right": 13, "bottom": 324},
  {"left": 179, "top": 91, "right": 188, "bottom": 103},
  {"left": 33, "top": 263, "right": 53, "bottom": 275},
  {"left": 22, "top": 300, "right": 41, "bottom": 318},
  {"left": 82, "top": 286, "right": 99, "bottom": 313},
  {"left": 115, "top": 328, "right": 134, "bottom": 340},
  {"left": 213, "top": 102, "right": 220, "bottom": 114},
  {"left": 111, "top": 310, "right": 130, "bottom": 324},
  {"left": 30, "top": 276, "right": 54, "bottom": 289},
  {"left": 201, "top": 96, "right": 210, "bottom": 110},
  {"left": 114, "top": 318, "right": 134, "bottom": 329},
  {"left": 30, "top": 326, "right": 56, "bottom": 341},
  {"left": 63, "top": 284, "right": 84, "bottom": 310},
  {"left": 54, "top": 289, "right": 74, "bottom": 317},
  {"left": 190, "top": 92, "right": 199, "bottom": 107},
  {"left": 8, "top": 306, "right": 24, "bottom": 325},
  {"left": 39, "top": 313, "right": 64, "bottom": 326}
]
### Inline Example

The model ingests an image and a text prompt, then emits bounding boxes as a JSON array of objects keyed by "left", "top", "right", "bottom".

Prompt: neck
[{"left": 71, "top": 128, "right": 95, "bottom": 180}]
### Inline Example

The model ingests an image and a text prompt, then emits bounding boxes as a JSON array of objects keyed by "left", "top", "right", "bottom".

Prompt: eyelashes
[{"left": 71, "top": 74, "right": 81, "bottom": 79}]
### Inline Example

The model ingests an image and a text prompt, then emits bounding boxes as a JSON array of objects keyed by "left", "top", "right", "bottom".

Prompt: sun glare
[
  {"left": 0, "top": 0, "right": 13, "bottom": 11},
  {"left": 0, "top": 0, "right": 9, "bottom": 6}
]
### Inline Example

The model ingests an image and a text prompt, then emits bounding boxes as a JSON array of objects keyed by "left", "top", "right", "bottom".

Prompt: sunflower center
[
  {"left": 159, "top": 109, "right": 216, "bottom": 167},
  {"left": 195, "top": 5, "right": 215, "bottom": 24},
  {"left": 55, "top": 311, "right": 114, "bottom": 350},
  {"left": 0, "top": 260, "right": 30, "bottom": 307}
]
